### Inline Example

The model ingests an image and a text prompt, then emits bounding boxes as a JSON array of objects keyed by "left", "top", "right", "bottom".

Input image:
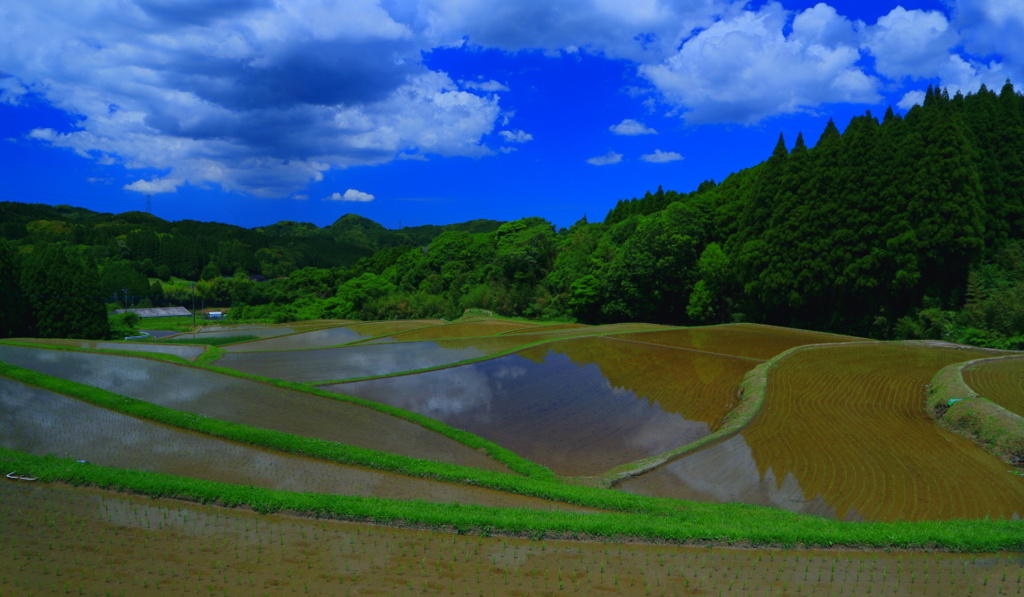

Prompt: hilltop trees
[{"left": 1, "top": 82, "right": 1022, "bottom": 346}]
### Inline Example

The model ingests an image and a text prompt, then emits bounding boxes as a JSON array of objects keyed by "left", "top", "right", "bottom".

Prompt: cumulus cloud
[
  {"left": 499, "top": 129, "right": 533, "bottom": 143},
  {"left": 863, "top": 4, "right": 1016, "bottom": 100},
  {"left": 641, "top": 149, "right": 683, "bottom": 163},
  {"left": 952, "top": 0, "right": 1024, "bottom": 70},
  {"left": 414, "top": 0, "right": 733, "bottom": 61},
  {"left": 0, "top": 1, "right": 501, "bottom": 197},
  {"left": 640, "top": 2, "right": 880, "bottom": 124},
  {"left": 124, "top": 177, "right": 184, "bottom": 194},
  {"left": 863, "top": 7, "right": 957, "bottom": 81},
  {"left": 327, "top": 189, "right": 375, "bottom": 202},
  {"left": 461, "top": 79, "right": 510, "bottom": 92},
  {"left": 0, "top": 75, "right": 28, "bottom": 105},
  {"left": 610, "top": 119, "right": 657, "bottom": 135},
  {"left": 586, "top": 151, "right": 622, "bottom": 166}
]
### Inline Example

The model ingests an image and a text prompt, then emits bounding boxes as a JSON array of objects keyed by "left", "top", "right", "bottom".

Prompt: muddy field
[{"left": 2, "top": 482, "right": 1021, "bottom": 597}]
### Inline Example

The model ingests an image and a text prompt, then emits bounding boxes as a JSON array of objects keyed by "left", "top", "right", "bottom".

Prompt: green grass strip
[
  {"left": 142, "top": 335, "right": 262, "bottom": 346},
  {"left": 598, "top": 341, "right": 870, "bottom": 486},
  {"left": 0, "top": 362, "right": 644, "bottom": 511},
  {"left": 0, "top": 339, "right": 554, "bottom": 480},
  {"left": 200, "top": 363, "right": 555, "bottom": 480},
  {"left": 2, "top": 448, "right": 1021, "bottom": 552},
  {"left": 0, "top": 339, "right": 196, "bottom": 366},
  {"left": 928, "top": 358, "right": 1024, "bottom": 467}
]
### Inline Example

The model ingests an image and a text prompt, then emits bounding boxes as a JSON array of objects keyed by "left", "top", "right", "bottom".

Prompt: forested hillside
[{"left": 2, "top": 82, "right": 1022, "bottom": 346}]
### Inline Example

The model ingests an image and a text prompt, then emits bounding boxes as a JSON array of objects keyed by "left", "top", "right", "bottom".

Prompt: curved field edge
[
  {"left": 2, "top": 450, "right": 1021, "bottom": 552},
  {"left": 0, "top": 363, "right": 593, "bottom": 504},
  {"left": 0, "top": 340, "right": 552, "bottom": 480},
  {"left": 927, "top": 357, "right": 1024, "bottom": 468},
  {"left": 598, "top": 341, "right": 873, "bottom": 487},
  {"left": 306, "top": 330, "right": 684, "bottom": 386}
]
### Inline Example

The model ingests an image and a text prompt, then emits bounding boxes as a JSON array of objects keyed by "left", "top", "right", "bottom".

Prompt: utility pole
[{"left": 122, "top": 288, "right": 129, "bottom": 310}]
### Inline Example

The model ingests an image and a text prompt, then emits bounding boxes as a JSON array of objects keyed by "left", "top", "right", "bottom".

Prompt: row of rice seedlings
[
  {"left": 616, "top": 322, "right": 867, "bottom": 361},
  {"left": 742, "top": 342, "right": 1024, "bottom": 521},
  {"left": 372, "top": 319, "right": 541, "bottom": 342},
  {"left": 4, "top": 444, "right": 1023, "bottom": 552},
  {"left": 4, "top": 482, "right": 1021, "bottom": 597},
  {"left": 963, "top": 356, "right": 1024, "bottom": 417}
]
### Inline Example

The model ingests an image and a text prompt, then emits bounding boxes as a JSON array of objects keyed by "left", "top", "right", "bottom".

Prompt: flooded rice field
[
  {"left": 963, "top": 356, "right": 1024, "bottom": 417},
  {"left": 220, "top": 335, "right": 550, "bottom": 382},
  {"left": 326, "top": 337, "right": 755, "bottom": 477},
  {"left": 622, "top": 343, "right": 1024, "bottom": 521},
  {"left": 3, "top": 481, "right": 1020, "bottom": 597},
  {"left": 0, "top": 378, "right": 563, "bottom": 509},
  {"left": 616, "top": 323, "right": 867, "bottom": 360},
  {"left": 0, "top": 345, "right": 509, "bottom": 472},
  {"left": 218, "top": 340, "right": 491, "bottom": 382},
  {"left": 372, "top": 319, "right": 543, "bottom": 342},
  {"left": 165, "top": 325, "right": 319, "bottom": 342},
  {"left": 3, "top": 338, "right": 207, "bottom": 360},
  {"left": 219, "top": 324, "right": 373, "bottom": 352}
]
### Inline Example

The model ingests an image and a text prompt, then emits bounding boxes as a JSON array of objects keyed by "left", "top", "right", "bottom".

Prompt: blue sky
[{"left": 1, "top": 0, "right": 1020, "bottom": 230}]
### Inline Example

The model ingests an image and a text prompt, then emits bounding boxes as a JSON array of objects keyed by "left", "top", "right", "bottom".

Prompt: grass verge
[
  {"left": 597, "top": 342, "right": 871, "bottom": 486},
  {"left": 1, "top": 448, "right": 1021, "bottom": 552},
  {"left": 928, "top": 359, "right": 1024, "bottom": 467}
]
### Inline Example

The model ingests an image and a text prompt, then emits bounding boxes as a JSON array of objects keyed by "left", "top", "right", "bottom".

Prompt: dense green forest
[{"left": 2, "top": 82, "right": 1023, "bottom": 347}]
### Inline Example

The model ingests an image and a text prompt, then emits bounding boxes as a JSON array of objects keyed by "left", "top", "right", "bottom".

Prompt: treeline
[
  {"left": 2, "top": 82, "right": 1023, "bottom": 346},
  {"left": 0, "top": 205, "right": 500, "bottom": 338}
]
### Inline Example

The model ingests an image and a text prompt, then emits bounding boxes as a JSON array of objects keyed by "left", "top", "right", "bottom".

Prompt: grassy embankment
[
  {"left": 596, "top": 342, "right": 875, "bottom": 487},
  {"left": 927, "top": 358, "right": 1024, "bottom": 469},
  {"left": 2, "top": 360, "right": 1023, "bottom": 551},
  {"left": 0, "top": 338, "right": 552, "bottom": 478}
]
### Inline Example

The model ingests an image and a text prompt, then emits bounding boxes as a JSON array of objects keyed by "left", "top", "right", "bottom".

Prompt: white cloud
[
  {"left": 416, "top": 0, "right": 732, "bottom": 61},
  {"left": 864, "top": 7, "right": 957, "bottom": 81},
  {"left": 949, "top": 0, "right": 1024, "bottom": 86},
  {"left": 790, "top": 2, "right": 862, "bottom": 49},
  {"left": 586, "top": 151, "right": 622, "bottom": 166},
  {"left": 291, "top": 194, "right": 309, "bottom": 200},
  {"left": 640, "top": 3, "right": 880, "bottom": 124},
  {"left": 863, "top": 4, "right": 1016, "bottom": 102},
  {"left": 327, "top": 189, "right": 375, "bottom": 202},
  {"left": 461, "top": 79, "right": 509, "bottom": 92},
  {"left": 499, "top": 129, "right": 533, "bottom": 143},
  {"left": 0, "top": 1, "right": 502, "bottom": 197},
  {"left": 641, "top": 149, "right": 683, "bottom": 163},
  {"left": 610, "top": 119, "right": 657, "bottom": 135},
  {"left": 124, "top": 177, "right": 184, "bottom": 194},
  {"left": 0, "top": 75, "right": 28, "bottom": 105},
  {"left": 896, "top": 90, "right": 926, "bottom": 110}
]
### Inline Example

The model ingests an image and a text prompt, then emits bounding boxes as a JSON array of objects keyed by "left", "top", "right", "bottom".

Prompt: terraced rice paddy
[
  {"left": 616, "top": 323, "right": 866, "bottom": 360},
  {"left": 368, "top": 319, "right": 543, "bottom": 342},
  {"left": 4, "top": 482, "right": 1021, "bottom": 597},
  {"left": 2, "top": 317, "right": 1022, "bottom": 595},
  {"left": 219, "top": 324, "right": 373, "bottom": 351},
  {"left": 166, "top": 325, "right": 321, "bottom": 342},
  {"left": 6, "top": 338, "right": 207, "bottom": 360},
  {"left": 220, "top": 334, "right": 555, "bottom": 382},
  {"left": 963, "top": 356, "right": 1024, "bottom": 417},
  {"left": 219, "top": 340, "right": 490, "bottom": 382},
  {"left": 622, "top": 342, "right": 1024, "bottom": 521},
  {"left": 0, "top": 377, "right": 563, "bottom": 509},
  {"left": 327, "top": 337, "right": 755, "bottom": 476},
  {"left": 0, "top": 345, "right": 508, "bottom": 471}
]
